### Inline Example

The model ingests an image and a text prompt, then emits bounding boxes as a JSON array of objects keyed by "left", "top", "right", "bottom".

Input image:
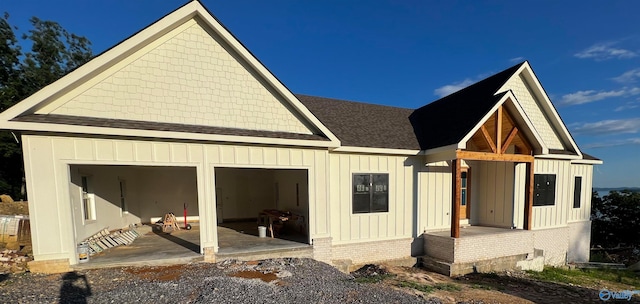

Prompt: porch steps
[
  {"left": 420, "top": 252, "right": 539, "bottom": 277},
  {"left": 215, "top": 246, "right": 313, "bottom": 262}
]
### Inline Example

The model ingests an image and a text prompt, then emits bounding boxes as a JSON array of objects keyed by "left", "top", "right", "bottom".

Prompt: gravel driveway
[{"left": 0, "top": 258, "right": 441, "bottom": 303}]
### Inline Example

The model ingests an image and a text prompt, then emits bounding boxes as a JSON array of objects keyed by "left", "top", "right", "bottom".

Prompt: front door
[{"left": 460, "top": 169, "right": 470, "bottom": 220}]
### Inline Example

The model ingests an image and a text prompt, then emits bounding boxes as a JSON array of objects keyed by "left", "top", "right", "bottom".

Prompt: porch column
[
  {"left": 451, "top": 158, "right": 462, "bottom": 238},
  {"left": 523, "top": 161, "right": 534, "bottom": 230}
]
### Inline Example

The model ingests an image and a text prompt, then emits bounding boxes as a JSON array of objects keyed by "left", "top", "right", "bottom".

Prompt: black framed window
[
  {"left": 573, "top": 176, "right": 582, "bottom": 208},
  {"left": 534, "top": 174, "right": 556, "bottom": 206},
  {"left": 353, "top": 173, "right": 389, "bottom": 213}
]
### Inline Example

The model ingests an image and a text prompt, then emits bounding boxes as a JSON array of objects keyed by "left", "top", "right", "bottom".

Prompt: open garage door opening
[
  {"left": 214, "top": 167, "right": 310, "bottom": 248},
  {"left": 69, "top": 165, "right": 201, "bottom": 266}
]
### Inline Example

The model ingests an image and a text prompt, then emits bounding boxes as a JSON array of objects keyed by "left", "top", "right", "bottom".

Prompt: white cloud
[
  {"left": 434, "top": 79, "right": 475, "bottom": 97},
  {"left": 584, "top": 137, "right": 640, "bottom": 148},
  {"left": 560, "top": 87, "right": 640, "bottom": 105},
  {"left": 612, "top": 68, "right": 640, "bottom": 83},
  {"left": 614, "top": 100, "right": 640, "bottom": 111},
  {"left": 574, "top": 42, "right": 637, "bottom": 61},
  {"left": 509, "top": 57, "right": 525, "bottom": 64},
  {"left": 573, "top": 118, "right": 640, "bottom": 136}
]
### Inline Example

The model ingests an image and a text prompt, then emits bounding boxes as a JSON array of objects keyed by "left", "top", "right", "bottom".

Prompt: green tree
[
  {"left": 591, "top": 190, "right": 640, "bottom": 248},
  {"left": 0, "top": 13, "right": 92, "bottom": 199}
]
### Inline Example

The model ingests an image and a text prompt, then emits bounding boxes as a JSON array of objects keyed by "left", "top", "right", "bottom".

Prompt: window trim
[
  {"left": 81, "top": 176, "right": 96, "bottom": 222},
  {"left": 573, "top": 176, "right": 582, "bottom": 209},
  {"left": 352, "top": 173, "right": 389, "bottom": 214},
  {"left": 533, "top": 173, "right": 556, "bottom": 207}
]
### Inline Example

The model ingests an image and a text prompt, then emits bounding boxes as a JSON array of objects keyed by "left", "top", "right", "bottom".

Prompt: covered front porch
[{"left": 421, "top": 101, "right": 546, "bottom": 276}]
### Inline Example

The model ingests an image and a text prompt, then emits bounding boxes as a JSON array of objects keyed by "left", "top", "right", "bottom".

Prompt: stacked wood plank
[
  {"left": 0, "top": 249, "right": 31, "bottom": 273},
  {"left": 82, "top": 225, "right": 141, "bottom": 256}
]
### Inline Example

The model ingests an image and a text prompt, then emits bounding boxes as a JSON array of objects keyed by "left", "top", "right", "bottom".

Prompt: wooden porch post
[
  {"left": 523, "top": 161, "right": 534, "bottom": 230},
  {"left": 451, "top": 158, "right": 461, "bottom": 238}
]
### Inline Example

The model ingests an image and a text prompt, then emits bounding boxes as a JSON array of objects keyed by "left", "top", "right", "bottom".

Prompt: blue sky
[{"left": 4, "top": 0, "right": 639, "bottom": 188}]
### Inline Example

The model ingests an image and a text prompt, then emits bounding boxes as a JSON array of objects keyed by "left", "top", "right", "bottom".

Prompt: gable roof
[
  {"left": 0, "top": 1, "right": 340, "bottom": 148},
  {"left": 409, "top": 62, "right": 524, "bottom": 150},
  {"left": 297, "top": 94, "right": 420, "bottom": 150}
]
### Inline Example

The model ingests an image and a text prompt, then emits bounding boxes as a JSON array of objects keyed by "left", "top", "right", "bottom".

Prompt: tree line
[{"left": 0, "top": 13, "right": 92, "bottom": 199}]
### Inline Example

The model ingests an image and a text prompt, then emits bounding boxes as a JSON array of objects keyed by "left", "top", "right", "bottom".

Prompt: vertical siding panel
[
  {"left": 350, "top": 216, "right": 360, "bottom": 240},
  {"left": 340, "top": 155, "right": 350, "bottom": 241},
  {"left": 153, "top": 143, "right": 171, "bottom": 162},
  {"left": 370, "top": 156, "right": 379, "bottom": 172},
  {"left": 171, "top": 144, "right": 188, "bottom": 163},
  {"left": 263, "top": 148, "right": 276, "bottom": 165},
  {"left": 75, "top": 139, "right": 95, "bottom": 160},
  {"left": 220, "top": 146, "right": 234, "bottom": 164},
  {"left": 115, "top": 141, "right": 134, "bottom": 161},
  {"left": 395, "top": 158, "right": 404, "bottom": 236},
  {"left": 360, "top": 156, "right": 369, "bottom": 172},
  {"left": 205, "top": 145, "right": 220, "bottom": 164},
  {"left": 404, "top": 160, "right": 413, "bottom": 236},
  {"left": 94, "top": 141, "right": 114, "bottom": 161},
  {"left": 188, "top": 145, "right": 203, "bottom": 163},
  {"left": 277, "top": 148, "right": 290, "bottom": 166},
  {"left": 249, "top": 147, "right": 263, "bottom": 165},
  {"left": 314, "top": 150, "right": 327, "bottom": 236},
  {"left": 234, "top": 146, "right": 249, "bottom": 165},
  {"left": 290, "top": 149, "right": 303, "bottom": 166},
  {"left": 379, "top": 213, "right": 388, "bottom": 238}
]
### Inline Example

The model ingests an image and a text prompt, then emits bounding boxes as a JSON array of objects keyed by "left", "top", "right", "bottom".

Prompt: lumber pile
[
  {"left": 0, "top": 249, "right": 31, "bottom": 273},
  {"left": 82, "top": 225, "right": 141, "bottom": 256}
]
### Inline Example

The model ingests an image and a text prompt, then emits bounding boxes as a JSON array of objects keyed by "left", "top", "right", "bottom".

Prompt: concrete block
[{"left": 27, "top": 259, "right": 70, "bottom": 274}]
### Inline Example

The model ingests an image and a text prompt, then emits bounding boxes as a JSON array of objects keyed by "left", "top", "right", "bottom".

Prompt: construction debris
[
  {"left": 81, "top": 225, "right": 141, "bottom": 256},
  {"left": 0, "top": 249, "right": 31, "bottom": 273},
  {"left": 158, "top": 213, "right": 181, "bottom": 233}
]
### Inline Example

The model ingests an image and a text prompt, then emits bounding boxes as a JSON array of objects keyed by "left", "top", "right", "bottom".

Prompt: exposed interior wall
[
  {"left": 419, "top": 161, "right": 452, "bottom": 232},
  {"left": 69, "top": 165, "right": 198, "bottom": 241},
  {"left": 329, "top": 153, "right": 420, "bottom": 244},
  {"left": 214, "top": 168, "right": 276, "bottom": 220},
  {"left": 469, "top": 161, "right": 515, "bottom": 228},
  {"left": 134, "top": 166, "right": 198, "bottom": 222},
  {"left": 213, "top": 168, "right": 309, "bottom": 224},
  {"left": 274, "top": 169, "right": 309, "bottom": 231}
]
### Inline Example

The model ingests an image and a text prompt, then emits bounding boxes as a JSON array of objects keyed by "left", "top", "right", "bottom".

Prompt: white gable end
[
  {"left": 40, "top": 19, "right": 314, "bottom": 135},
  {"left": 500, "top": 74, "right": 564, "bottom": 150}
]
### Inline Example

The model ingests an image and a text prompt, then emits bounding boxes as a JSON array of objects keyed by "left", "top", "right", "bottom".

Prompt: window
[
  {"left": 353, "top": 173, "right": 389, "bottom": 213},
  {"left": 461, "top": 170, "right": 468, "bottom": 207},
  {"left": 119, "top": 179, "right": 128, "bottom": 213},
  {"left": 573, "top": 176, "right": 582, "bottom": 208},
  {"left": 533, "top": 174, "right": 556, "bottom": 206},
  {"left": 81, "top": 176, "right": 96, "bottom": 221}
]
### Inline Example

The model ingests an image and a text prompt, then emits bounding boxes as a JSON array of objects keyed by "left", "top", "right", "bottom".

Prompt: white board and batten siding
[
  {"left": 532, "top": 159, "right": 571, "bottom": 229},
  {"left": 418, "top": 161, "right": 452, "bottom": 232},
  {"left": 22, "top": 134, "right": 330, "bottom": 262},
  {"left": 569, "top": 164, "right": 593, "bottom": 222},
  {"left": 328, "top": 153, "right": 421, "bottom": 244}
]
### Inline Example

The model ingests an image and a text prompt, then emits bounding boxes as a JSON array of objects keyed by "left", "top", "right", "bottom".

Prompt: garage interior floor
[{"left": 73, "top": 223, "right": 311, "bottom": 270}]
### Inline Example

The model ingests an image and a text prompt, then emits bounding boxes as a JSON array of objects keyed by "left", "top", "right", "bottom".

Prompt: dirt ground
[
  {"left": 356, "top": 264, "right": 640, "bottom": 304},
  {"left": 0, "top": 200, "right": 29, "bottom": 216}
]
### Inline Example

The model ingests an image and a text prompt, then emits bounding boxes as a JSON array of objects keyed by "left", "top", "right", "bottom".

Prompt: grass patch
[
  {"left": 526, "top": 267, "right": 640, "bottom": 287},
  {"left": 397, "top": 281, "right": 462, "bottom": 294},
  {"left": 470, "top": 284, "right": 494, "bottom": 290},
  {"left": 397, "top": 281, "right": 435, "bottom": 293},
  {"left": 353, "top": 274, "right": 394, "bottom": 284}
]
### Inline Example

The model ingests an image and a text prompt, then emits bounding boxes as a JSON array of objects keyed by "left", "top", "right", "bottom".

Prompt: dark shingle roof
[
  {"left": 297, "top": 94, "right": 421, "bottom": 150},
  {"left": 409, "top": 62, "right": 524, "bottom": 150},
  {"left": 12, "top": 114, "right": 329, "bottom": 141}
]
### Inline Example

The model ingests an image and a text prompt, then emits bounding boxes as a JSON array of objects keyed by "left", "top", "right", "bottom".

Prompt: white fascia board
[
  {"left": 332, "top": 146, "right": 421, "bottom": 156},
  {"left": 535, "top": 154, "right": 581, "bottom": 160},
  {"left": 570, "top": 159, "right": 603, "bottom": 165},
  {"left": 424, "top": 149, "right": 458, "bottom": 164},
  {"left": 423, "top": 144, "right": 459, "bottom": 155},
  {"left": 2, "top": 121, "right": 338, "bottom": 149},
  {"left": 500, "top": 62, "right": 582, "bottom": 157}
]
